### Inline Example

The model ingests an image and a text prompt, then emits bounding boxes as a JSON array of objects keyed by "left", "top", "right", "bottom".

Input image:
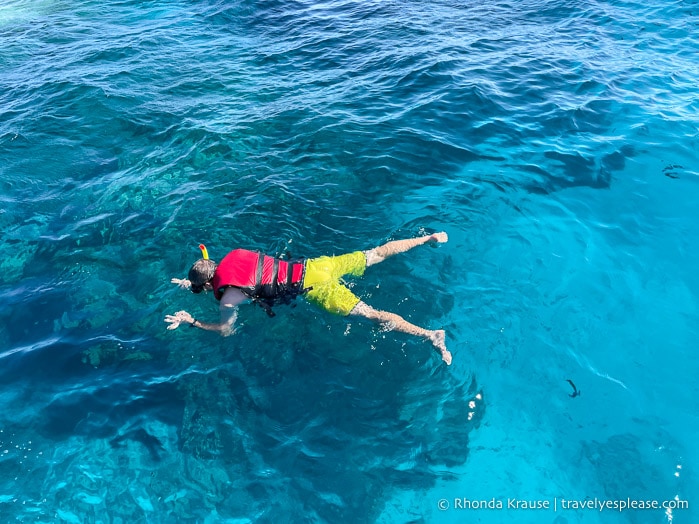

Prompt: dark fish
[{"left": 566, "top": 379, "right": 581, "bottom": 398}]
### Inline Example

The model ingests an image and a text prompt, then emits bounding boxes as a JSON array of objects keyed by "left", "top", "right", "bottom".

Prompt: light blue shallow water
[{"left": 1, "top": 0, "right": 698, "bottom": 522}]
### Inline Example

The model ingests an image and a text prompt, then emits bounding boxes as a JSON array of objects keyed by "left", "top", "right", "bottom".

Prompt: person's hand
[
  {"left": 171, "top": 278, "right": 191, "bottom": 289},
  {"left": 165, "top": 310, "right": 194, "bottom": 330},
  {"left": 429, "top": 232, "right": 448, "bottom": 243}
]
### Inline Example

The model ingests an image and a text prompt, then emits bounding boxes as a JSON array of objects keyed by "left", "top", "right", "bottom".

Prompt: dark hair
[{"left": 188, "top": 258, "right": 216, "bottom": 294}]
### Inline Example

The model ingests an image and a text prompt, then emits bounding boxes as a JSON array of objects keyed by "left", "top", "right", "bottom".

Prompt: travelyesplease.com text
[{"left": 437, "top": 496, "right": 689, "bottom": 513}]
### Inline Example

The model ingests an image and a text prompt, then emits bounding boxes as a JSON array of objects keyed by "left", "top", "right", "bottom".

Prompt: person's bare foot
[
  {"left": 441, "top": 349, "right": 453, "bottom": 365},
  {"left": 428, "top": 232, "right": 448, "bottom": 243},
  {"left": 428, "top": 329, "right": 452, "bottom": 365}
]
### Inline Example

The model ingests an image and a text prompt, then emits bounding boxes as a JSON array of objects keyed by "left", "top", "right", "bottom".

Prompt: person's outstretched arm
[
  {"left": 164, "top": 288, "right": 246, "bottom": 336},
  {"left": 164, "top": 309, "right": 238, "bottom": 336}
]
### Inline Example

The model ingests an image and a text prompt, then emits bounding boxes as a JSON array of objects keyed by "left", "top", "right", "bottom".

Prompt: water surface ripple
[{"left": 0, "top": 0, "right": 697, "bottom": 522}]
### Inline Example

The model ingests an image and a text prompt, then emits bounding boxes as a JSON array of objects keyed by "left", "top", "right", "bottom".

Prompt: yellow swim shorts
[{"left": 303, "top": 251, "right": 366, "bottom": 316}]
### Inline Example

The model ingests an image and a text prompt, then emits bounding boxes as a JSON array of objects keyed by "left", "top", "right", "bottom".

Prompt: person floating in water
[{"left": 164, "top": 233, "right": 452, "bottom": 365}]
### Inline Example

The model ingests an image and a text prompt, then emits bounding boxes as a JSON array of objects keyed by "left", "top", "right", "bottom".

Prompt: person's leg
[
  {"left": 364, "top": 232, "right": 448, "bottom": 266},
  {"left": 350, "top": 301, "right": 452, "bottom": 365}
]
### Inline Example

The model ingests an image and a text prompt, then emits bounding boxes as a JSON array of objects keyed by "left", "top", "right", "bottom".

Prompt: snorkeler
[{"left": 164, "top": 233, "right": 452, "bottom": 365}]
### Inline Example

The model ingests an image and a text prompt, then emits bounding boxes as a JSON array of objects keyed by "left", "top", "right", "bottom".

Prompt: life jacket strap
[
  {"left": 254, "top": 252, "right": 264, "bottom": 295},
  {"left": 271, "top": 258, "right": 280, "bottom": 297},
  {"left": 255, "top": 298, "right": 276, "bottom": 318},
  {"left": 287, "top": 259, "right": 294, "bottom": 287}
]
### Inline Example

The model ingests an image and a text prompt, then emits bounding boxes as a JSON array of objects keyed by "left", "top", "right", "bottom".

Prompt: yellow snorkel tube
[{"left": 199, "top": 244, "right": 209, "bottom": 260}]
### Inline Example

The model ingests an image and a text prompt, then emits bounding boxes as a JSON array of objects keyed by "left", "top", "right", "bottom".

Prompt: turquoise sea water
[{"left": 1, "top": 0, "right": 698, "bottom": 522}]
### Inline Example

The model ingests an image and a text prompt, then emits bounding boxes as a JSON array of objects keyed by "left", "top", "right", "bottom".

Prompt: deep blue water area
[{"left": 1, "top": 0, "right": 697, "bottom": 522}]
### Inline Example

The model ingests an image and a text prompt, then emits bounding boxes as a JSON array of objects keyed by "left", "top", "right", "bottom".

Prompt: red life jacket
[{"left": 212, "top": 249, "right": 306, "bottom": 316}]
